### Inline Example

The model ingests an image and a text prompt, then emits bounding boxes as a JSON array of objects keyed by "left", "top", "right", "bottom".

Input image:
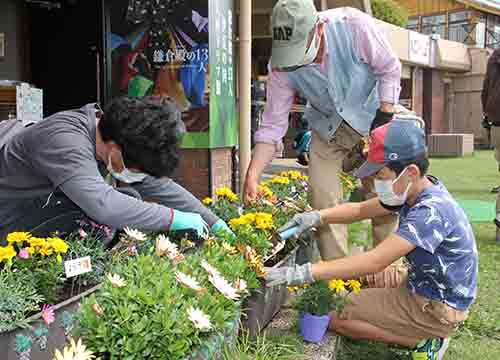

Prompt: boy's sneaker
[{"left": 410, "top": 338, "right": 450, "bottom": 360}]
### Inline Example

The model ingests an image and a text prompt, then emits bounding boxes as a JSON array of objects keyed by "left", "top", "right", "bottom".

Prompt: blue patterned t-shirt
[{"left": 396, "top": 176, "right": 478, "bottom": 311}]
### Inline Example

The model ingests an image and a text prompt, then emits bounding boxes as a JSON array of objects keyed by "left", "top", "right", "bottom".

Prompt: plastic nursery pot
[{"left": 299, "top": 312, "right": 331, "bottom": 344}]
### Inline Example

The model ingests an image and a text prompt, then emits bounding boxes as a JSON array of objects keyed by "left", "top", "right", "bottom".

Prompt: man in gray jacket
[{"left": 0, "top": 97, "right": 230, "bottom": 242}]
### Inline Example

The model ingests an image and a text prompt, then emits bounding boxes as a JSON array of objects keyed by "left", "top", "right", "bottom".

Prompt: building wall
[
  {"left": 0, "top": 0, "right": 28, "bottom": 81},
  {"left": 397, "top": 0, "right": 464, "bottom": 16}
]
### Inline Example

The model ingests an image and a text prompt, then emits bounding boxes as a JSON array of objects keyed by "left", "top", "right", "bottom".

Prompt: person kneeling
[{"left": 266, "top": 120, "right": 478, "bottom": 360}]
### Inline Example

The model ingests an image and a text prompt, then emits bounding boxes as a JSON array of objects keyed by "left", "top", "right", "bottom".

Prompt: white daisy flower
[
  {"left": 236, "top": 279, "right": 248, "bottom": 293},
  {"left": 175, "top": 271, "right": 203, "bottom": 292},
  {"left": 123, "top": 227, "right": 147, "bottom": 242},
  {"left": 201, "top": 260, "right": 220, "bottom": 277},
  {"left": 107, "top": 273, "right": 126, "bottom": 288},
  {"left": 208, "top": 273, "right": 240, "bottom": 300},
  {"left": 156, "top": 235, "right": 180, "bottom": 258},
  {"left": 187, "top": 306, "right": 212, "bottom": 332}
]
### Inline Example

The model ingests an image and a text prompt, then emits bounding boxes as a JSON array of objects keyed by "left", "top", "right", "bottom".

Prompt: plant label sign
[{"left": 65, "top": 256, "right": 92, "bottom": 278}]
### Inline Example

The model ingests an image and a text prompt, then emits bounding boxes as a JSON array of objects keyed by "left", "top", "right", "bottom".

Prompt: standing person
[
  {"left": 267, "top": 120, "right": 478, "bottom": 360},
  {"left": 0, "top": 97, "right": 231, "bottom": 243},
  {"left": 243, "top": 0, "right": 402, "bottom": 260},
  {"left": 481, "top": 48, "right": 500, "bottom": 241}
]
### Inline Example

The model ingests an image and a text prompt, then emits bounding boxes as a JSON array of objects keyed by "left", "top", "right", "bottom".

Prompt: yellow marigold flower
[
  {"left": 254, "top": 212, "right": 273, "bottom": 230},
  {"left": 329, "top": 279, "right": 346, "bottom": 294},
  {"left": 27, "top": 247, "right": 36, "bottom": 256},
  {"left": 229, "top": 217, "right": 245, "bottom": 230},
  {"left": 259, "top": 181, "right": 269, "bottom": 187},
  {"left": 215, "top": 187, "right": 238, "bottom": 202},
  {"left": 47, "top": 237, "right": 69, "bottom": 254},
  {"left": 28, "top": 237, "right": 46, "bottom": 248},
  {"left": 299, "top": 175, "right": 309, "bottom": 181},
  {"left": 258, "top": 184, "right": 274, "bottom": 199},
  {"left": 280, "top": 170, "right": 302, "bottom": 180},
  {"left": 346, "top": 279, "right": 362, "bottom": 294},
  {"left": 6, "top": 232, "right": 32, "bottom": 245},
  {"left": 39, "top": 243, "right": 54, "bottom": 257},
  {"left": 202, "top": 197, "right": 213, "bottom": 206},
  {"left": 269, "top": 176, "right": 290, "bottom": 185},
  {"left": 0, "top": 246, "right": 17, "bottom": 263}
]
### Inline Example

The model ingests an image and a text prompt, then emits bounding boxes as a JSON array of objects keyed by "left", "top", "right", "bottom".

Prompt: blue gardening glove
[
  {"left": 265, "top": 263, "right": 314, "bottom": 287},
  {"left": 211, "top": 219, "right": 235, "bottom": 238},
  {"left": 278, "top": 211, "right": 322, "bottom": 239},
  {"left": 171, "top": 210, "right": 209, "bottom": 238}
]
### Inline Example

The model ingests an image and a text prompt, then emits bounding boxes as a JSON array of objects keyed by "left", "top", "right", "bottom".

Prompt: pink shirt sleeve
[
  {"left": 348, "top": 11, "right": 402, "bottom": 104},
  {"left": 253, "top": 68, "right": 296, "bottom": 152}
]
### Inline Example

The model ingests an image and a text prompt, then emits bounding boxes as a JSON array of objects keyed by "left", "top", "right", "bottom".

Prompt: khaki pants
[
  {"left": 309, "top": 123, "right": 398, "bottom": 260},
  {"left": 341, "top": 265, "right": 469, "bottom": 340}
]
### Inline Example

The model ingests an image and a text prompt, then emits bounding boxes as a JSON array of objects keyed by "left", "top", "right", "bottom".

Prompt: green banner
[{"left": 208, "top": 0, "right": 238, "bottom": 148}]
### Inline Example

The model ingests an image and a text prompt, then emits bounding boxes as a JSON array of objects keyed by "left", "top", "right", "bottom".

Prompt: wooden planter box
[
  {"left": 0, "top": 285, "right": 101, "bottom": 360},
  {"left": 242, "top": 246, "right": 299, "bottom": 337},
  {"left": 428, "top": 133, "right": 474, "bottom": 157}
]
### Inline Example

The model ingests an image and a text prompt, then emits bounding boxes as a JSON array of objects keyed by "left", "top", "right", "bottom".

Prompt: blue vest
[{"left": 287, "top": 13, "right": 380, "bottom": 142}]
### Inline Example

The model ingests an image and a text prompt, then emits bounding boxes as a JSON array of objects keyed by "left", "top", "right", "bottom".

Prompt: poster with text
[{"left": 108, "top": 0, "right": 237, "bottom": 149}]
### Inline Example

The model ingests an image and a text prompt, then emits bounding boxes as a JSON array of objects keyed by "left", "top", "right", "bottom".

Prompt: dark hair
[
  {"left": 99, "top": 97, "right": 184, "bottom": 178},
  {"left": 387, "top": 157, "right": 430, "bottom": 177}
]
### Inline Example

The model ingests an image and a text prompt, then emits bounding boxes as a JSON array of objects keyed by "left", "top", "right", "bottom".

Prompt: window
[
  {"left": 422, "top": 14, "right": 446, "bottom": 38},
  {"left": 486, "top": 14, "right": 500, "bottom": 49},
  {"left": 448, "top": 11, "right": 470, "bottom": 44},
  {"left": 407, "top": 17, "right": 420, "bottom": 32}
]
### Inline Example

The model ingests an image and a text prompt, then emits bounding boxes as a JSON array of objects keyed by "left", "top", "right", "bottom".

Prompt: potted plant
[
  {"left": 293, "top": 279, "right": 362, "bottom": 343},
  {"left": 293, "top": 282, "right": 333, "bottom": 343}
]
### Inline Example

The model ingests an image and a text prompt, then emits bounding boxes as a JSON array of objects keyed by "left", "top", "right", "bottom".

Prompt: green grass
[{"left": 338, "top": 151, "right": 500, "bottom": 359}]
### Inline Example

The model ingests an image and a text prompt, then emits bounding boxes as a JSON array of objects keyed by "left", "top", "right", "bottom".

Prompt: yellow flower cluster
[
  {"left": 229, "top": 212, "right": 274, "bottom": 231},
  {"left": 3, "top": 232, "right": 69, "bottom": 262},
  {"left": 328, "top": 279, "right": 361, "bottom": 294},
  {"left": 215, "top": 187, "right": 238, "bottom": 202},
  {"left": 257, "top": 184, "right": 274, "bottom": 200},
  {"left": 268, "top": 176, "right": 290, "bottom": 185},
  {"left": 279, "top": 170, "right": 308, "bottom": 181},
  {"left": 0, "top": 246, "right": 16, "bottom": 263},
  {"left": 287, "top": 284, "right": 310, "bottom": 293},
  {"left": 6, "top": 231, "right": 31, "bottom": 245},
  {"left": 202, "top": 197, "right": 213, "bottom": 206}
]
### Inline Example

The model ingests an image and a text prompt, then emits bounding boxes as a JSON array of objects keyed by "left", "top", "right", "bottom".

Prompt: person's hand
[
  {"left": 265, "top": 263, "right": 314, "bottom": 287},
  {"left": 243, "top": 175, "right": 259, "bottom": 205},
  {"left": 210, "top": 219, "right": 235, "bottom": 238},
  {"left": 171, "top": 210, "right": 209, "bottom": 238},
  {"left": 278, "top": 211, "right": 322, "bottom": 239}
]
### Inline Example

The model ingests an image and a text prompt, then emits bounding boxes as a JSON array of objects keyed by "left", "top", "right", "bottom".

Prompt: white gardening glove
[
  {"left": 264, "top": 263, "right": 314, "bottom": 287},
  {"left": 277, "top": 211, "right": 322, "bottom": 239}
]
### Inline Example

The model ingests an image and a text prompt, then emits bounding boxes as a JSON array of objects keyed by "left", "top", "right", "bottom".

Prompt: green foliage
[
  {"left": 76, "top": 253, "right": 245, "bottom": 359},
  {"left": 294, "top": 282, "right": 334, "bottom": 316},
  {"left": 371, "top": 0, "right": 408, "bottom": 27},
  {"left": 0, "top": 270, "right": 44, "bottom": 332},
  {"left": 65, "top": 231, "right": 111, "bottom": 287},
  {"left": 223, "top": 331, "right": 305, "bottom": 360},
  {"left": 14, "top": 255, "right": 65, "bottom": 304}
]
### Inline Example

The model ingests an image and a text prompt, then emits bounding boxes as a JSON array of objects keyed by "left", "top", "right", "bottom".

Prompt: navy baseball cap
[{"left": 354, "top": 120, "right": 427, "bottom": 179}]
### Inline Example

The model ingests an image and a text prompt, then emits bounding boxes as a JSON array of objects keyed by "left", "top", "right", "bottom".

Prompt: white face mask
[
  {"left": 107, "top": 153, "right": 148, "bottom": 184},
  {"left": 299, "top": 27, "right": 320, "bottom": 66},
  {"left": 374, "top": 168, "right": 412, "bottom": 207}
]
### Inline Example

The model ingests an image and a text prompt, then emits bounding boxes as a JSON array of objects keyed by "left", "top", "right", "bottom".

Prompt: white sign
[
  {"left": 409, "top": 31, "right": 430, "bottom": 66},
  {"left": 64, "top": 256, "right": 92, "bottom": 278}
]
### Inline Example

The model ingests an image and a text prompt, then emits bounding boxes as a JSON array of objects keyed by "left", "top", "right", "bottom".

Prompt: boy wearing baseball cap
[{"left": 266, "top": 120, "right": 478, "bottom": 360}]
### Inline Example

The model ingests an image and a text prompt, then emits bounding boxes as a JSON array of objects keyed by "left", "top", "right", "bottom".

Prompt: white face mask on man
[
  {"left": 374, "top": 167, "right": 412, "bottom": 207},
  {"left": 107, "top": 153, "right": 148, "bottom": 184}
]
